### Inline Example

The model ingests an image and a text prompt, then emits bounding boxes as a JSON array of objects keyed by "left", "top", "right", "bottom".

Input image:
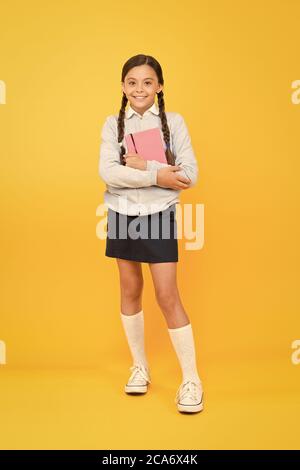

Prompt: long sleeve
[
  {"left": 171, "top": 113, "right": 199, "bottom": 188},
  {"left": 99, "top": 115, "right": 158, "bottom": 189},
  {"left": 146, "top": 160, "right": 170, "bottom": 171}
]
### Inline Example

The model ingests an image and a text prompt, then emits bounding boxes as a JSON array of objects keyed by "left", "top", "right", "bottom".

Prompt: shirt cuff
[
  {"left": 149, "top": 169, "right": 157, "bottom": 186},
  {"left": 146, "top": 160, "right": 154, "bottom": 171}
]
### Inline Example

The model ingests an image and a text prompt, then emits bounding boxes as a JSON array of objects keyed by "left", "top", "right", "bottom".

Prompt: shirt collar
[{"left": 125, "top": 101, "right": 159, "bottom": 119}]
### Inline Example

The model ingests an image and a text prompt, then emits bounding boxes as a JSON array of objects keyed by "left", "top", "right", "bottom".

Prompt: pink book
[{"left": 124, "top": 127, "right": 168, "bottom": 164}]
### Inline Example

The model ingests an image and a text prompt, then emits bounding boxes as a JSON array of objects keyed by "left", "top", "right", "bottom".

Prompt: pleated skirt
[{"left": 105, "top": 203, "right": 178, "bottom": 263}]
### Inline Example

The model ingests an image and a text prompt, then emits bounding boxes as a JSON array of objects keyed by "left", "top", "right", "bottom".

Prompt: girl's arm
[
  {"left": 145, "top": 114, "right": 198, "bottom": 188},
  {"left": 146, "top": 160, "right": 192, "bottom": 186},
  {"left": 170, "top": 113, "right": 198, "bottom": 188},
  {"left": 145, "top": 160, "right": 190, "bottom": 182},
  {"left": 146, "top": 160, "right": 170, "bottom": 170},
  {"left": 99, "top": 115, "right": 158, "bottom": 189}
]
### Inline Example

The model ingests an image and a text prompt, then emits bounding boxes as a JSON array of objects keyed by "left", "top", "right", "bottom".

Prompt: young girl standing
[{"left": 99, "top": 54, "right": 203, "bottom": 413}]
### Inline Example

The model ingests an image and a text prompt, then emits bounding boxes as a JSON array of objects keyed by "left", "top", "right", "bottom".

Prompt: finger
[
  {"left": 177, "top": 181, "right": 190, "bottom": 189},
  {"left": 177, "top": 176, "right": 191, "bottom": 184}
]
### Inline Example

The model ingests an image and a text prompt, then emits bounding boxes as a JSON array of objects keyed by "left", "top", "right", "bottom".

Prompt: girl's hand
[
  {"left": 122, "top": 153, "right": 147, "bottom": 170},
  {"left": 157, "top": 166, "right": 191, "bottom": 190}
]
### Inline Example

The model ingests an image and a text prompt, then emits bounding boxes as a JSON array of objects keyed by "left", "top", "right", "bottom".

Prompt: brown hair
[{"left": 118, "top": 54, "right": 176, "bottom": 166}]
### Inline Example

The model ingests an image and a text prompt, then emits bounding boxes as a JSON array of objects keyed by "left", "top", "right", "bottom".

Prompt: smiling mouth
[{"left": 133, "top": 96, "right": 147, "bottom": 99}]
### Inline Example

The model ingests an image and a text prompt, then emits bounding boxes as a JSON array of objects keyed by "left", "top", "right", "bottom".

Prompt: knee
[
  {"left": 120, "top": 277, "right": 144, "bottom": 300},
  {"left": 155, "top": 288, "right": 178, "bottom": 311}
]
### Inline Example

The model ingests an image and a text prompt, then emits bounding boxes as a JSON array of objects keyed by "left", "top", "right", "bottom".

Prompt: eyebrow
[{"left": 126, "top": 77, "right": 154, "bottom": 80}]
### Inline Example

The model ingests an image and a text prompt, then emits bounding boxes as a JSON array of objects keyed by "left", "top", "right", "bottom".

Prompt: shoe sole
[
  {"left": 124, "top": 384, "right": 148, "bottom": 394},
  {"left": 177, "top": 402, "right": 204, "bottom": 413}
]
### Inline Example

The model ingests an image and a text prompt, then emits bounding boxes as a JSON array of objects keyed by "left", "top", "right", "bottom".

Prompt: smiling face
[{"left": 121, "top": 64, "right": 163, "bottom": 115}]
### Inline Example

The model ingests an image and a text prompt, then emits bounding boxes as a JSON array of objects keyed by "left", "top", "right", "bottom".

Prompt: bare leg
[
  {"left": 116, "top": 258, "right": 144, "bottom": 315},
  {"left": 148, "top": 262, "right": 189, "bottom": 328}
]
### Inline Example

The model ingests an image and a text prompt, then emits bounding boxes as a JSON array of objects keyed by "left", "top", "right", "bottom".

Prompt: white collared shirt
[
  {"left": 125, "top": 101, "right": 159, "bottom": 119},
  {"left": 98, "top": 101, "right": 199, "bottom": 216}
]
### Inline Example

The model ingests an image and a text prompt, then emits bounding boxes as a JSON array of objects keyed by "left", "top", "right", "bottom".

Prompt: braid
[
  {"left": 157, "top": 91, "right": 176, "bottom": 165},
  {"left": 117, "top": 92, "right": 128, "bottom": 165}
]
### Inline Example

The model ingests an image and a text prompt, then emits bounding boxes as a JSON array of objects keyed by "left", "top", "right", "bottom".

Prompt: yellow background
[{"left": 0, "top": 0, "right": 300, "bottom": 450}]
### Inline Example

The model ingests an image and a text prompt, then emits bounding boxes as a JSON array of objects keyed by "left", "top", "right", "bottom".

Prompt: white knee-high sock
[
  {"left": 168, "top": 323, "right": 202, "bottom": 385},
  {"left": 120, "top": 309, "right": 149, "bottom": 370}
]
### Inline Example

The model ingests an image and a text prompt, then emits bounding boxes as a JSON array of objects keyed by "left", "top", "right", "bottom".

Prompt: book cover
[{"left": 124, "top": 127, "right": 168, "bottom": 164}]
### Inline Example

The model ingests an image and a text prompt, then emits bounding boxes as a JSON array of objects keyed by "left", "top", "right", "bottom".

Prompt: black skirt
[{"left": 105, "top": 203, "right": 178, "bottom": 263}]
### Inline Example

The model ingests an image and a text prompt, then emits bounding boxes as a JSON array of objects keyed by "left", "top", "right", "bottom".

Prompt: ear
[{"left": 157, "top": 84, "right": 164, "bottom": 94}]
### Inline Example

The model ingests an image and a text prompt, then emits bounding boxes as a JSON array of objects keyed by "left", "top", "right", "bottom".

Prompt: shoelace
[
  {"left": 128, "top": 364, "right": 151, "bottom": 384},
  {"left": 175, "top": 380, "right": 202, "bottom": 404}
]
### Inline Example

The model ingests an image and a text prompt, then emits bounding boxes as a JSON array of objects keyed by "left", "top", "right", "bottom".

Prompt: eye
[{"left": 128, "top": 81, "right": 152, "bottom": 86}]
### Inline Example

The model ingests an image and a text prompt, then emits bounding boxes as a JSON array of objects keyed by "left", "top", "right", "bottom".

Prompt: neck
[{"left": 130, "top": 101, "right": 155, "bottom": 116}]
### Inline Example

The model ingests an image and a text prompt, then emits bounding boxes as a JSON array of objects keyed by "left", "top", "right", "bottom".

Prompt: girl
[{"left": 99, "top": 54, "right": 203, "bottom": 413}]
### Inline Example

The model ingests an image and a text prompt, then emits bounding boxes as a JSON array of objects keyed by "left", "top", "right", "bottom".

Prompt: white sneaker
[
  {"left": 124, "top": 364, "right": 151, "bottom": 394},
  {"left": 175, "top": 380, "right": 204, "bottom": 413}
]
